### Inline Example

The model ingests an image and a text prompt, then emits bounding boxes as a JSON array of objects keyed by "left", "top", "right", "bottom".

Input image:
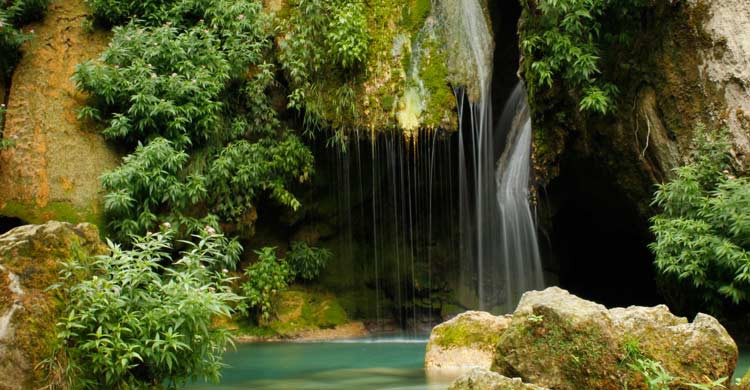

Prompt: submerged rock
[
  {"left": 425, "top": 311, "right": 511, "bottom": 372},
  {"left": 492, "top": 287, "right": 737, "bottom": 390},
  {"left": 448, "top": 368, "right": 549, "bottom": 390},
  {"left": 0, "top": 221, "right": 105, "bottom": 389},
  {"left": 0, "top": 0, "right": 118, "bottom": 225}
]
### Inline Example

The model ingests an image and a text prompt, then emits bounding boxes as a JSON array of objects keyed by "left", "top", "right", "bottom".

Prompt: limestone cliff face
[
  {"left": 0, "top": 0, "right": 119, "bottom": 226},
  {"left": 524, "top": 0, "right": 750, "bottom": 215}
]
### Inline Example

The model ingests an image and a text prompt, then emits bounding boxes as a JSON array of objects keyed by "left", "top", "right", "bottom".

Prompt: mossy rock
[
  {"left": 263, "top": 287, "right": 349, "bottom": 337},
  {"left": 0, "top": 221, "right": 106, "bottom": 389},
  {"left": 425, "top": 311, "right": 511, "bottom": 372},
  {"left": 490, "top": 287, "right": 737, "bottom": 390},
  {"left": 449, "top": 368, "right": 550, "bottom": 390},
  {"left": 0, "top": 0, "right": 119, "bottom": 227}
]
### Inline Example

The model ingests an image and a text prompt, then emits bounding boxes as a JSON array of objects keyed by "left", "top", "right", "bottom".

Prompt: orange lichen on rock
[{"left": 0, "top": 0, "right": 119, "bottom": 225}]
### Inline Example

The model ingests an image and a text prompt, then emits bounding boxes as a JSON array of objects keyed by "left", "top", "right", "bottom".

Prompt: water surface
[{"left": 189, "top": 336, "right": 451, "bottom": 389}]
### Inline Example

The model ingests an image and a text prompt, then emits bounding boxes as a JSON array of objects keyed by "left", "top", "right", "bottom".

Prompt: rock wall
[
  {"left": 525, "top": 0, "right": 750, "bottom": 215},
  {"left": 0, "top": 0, "right": 119, "bottom": 226},
  {"left": 0, "top": 221, "right": 105, "bottom": 389}
]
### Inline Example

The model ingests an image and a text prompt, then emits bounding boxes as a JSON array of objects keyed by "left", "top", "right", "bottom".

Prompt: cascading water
[
  {"left": 451, "top": 0, "right": 544, "bottom": 311},
  {"left": 496, "top": 82, "right": 545, "bottom": 310},
  {"left": 325, "top": 1, "right": 543, "bottom": 326}
]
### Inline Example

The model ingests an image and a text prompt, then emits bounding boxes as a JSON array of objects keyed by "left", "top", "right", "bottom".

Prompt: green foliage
[
  {"left": 286, "top": 241, "right": 331, "bottom": 281},
  {"left": 1, "top": 0, "right": 50, "bottom": 80},
  {"left": 649, "top": 126, "right": 750, "bottom": 309},
  {"left": 208, "top": 137, "right": 314, "bottom": 222},
  {"left": 76, "top": 0, "right": 316, "bottom": 242},
  {"left": 101, "top": 138, "right": 208, "bottom": 240},
  {"left": 4, "top": 0, "right": 49, "bottom": 25},
  {"left": 279, "top": 0, "right": 368, "bottom": 128},
  {"left": 326, "top": 1, "right": 368, "bottom": 69},
  {"left": 520, "top": 0, "right": 649, "bottom": 114},
  {"left": 239, "top": 247, "right": 292, "bottom": 321},
  {"left": 48, "top": 228, "right": 242, "bottom": 388},
  {"left": 73, "top": 24, "right": 230, "bottom": 146},
  {"left": 85, "top": 0, "right": 177, "bottom": 26}
]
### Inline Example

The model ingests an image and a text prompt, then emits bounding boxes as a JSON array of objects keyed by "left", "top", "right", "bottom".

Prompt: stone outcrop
[
  {"left": 492, "top": 287, "right": 737, "bottom": 390},
  {"left": 425, "top": 311, "right": 511, "bottom": 372},
  {"left": 449, "top": 368, "right": 549, "bottom": 390},
  {"left": 525, "top": 0, "right": 750, "bottom": 215},
  {"left": 0, "top": 221, "right": 106, "bottom": 389},
  {"left": 0, "top": 0, "right": 119, "bottom": 226},
  {"left": 431, "top": 287, "right": 737, "bottom": 390}
]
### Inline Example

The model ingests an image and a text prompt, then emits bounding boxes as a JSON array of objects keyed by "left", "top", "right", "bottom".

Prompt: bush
[
  {"left": 279, "top": 0, "right": 368, "bottom": 127},
  {"left": 208, "top": 137, "right": 314, "bottom": 222},
  {"left": 520, "top": 0, "right": 649, "bottom": 114},
  {"left": 326, "top": 1, "right": 368, "bottom": 69},
  {"left": 286, "top": 241, "right": 330, "bottom": 281},
  {"left": 239, "top": 247, "right": 292, "bottom": 321},
  {"left": 48, "top": 228, "right": 242, "bottom": 388},
  {"left": 73, "top": 24, "right": 230, "bottom": 147},
  {"left": 76, "top": 0, "right": 316, "bottom": 242},
  {"left": 649, "top": 126, "right": 750, "bottom": 309},
  {"left": 101, "top": 137, "right": 208, "bottom": 240}
]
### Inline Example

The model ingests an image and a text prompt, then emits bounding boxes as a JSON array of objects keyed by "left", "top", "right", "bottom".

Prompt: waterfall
[
  {"left": 496, "top": 82, "right": 545, "bottom": 310},
  {"left": 451, "top": 0, "right": 544, "bottom": 311}
]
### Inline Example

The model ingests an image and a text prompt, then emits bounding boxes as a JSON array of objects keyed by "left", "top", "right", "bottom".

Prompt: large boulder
[
  {"left": 426, "top": 311, "right": 511, "bottom": 373},
  {"left": 492, "top": 287, "right": 737, "bottom": 390},
  {"left": 0, "top": 221, "right": 106, "bottom": 389},
  {"left": 0, "top": 0, "right": 118, "bottom": 225},
  {"left": 449, "top": 368, "right": 549, "bottom": 390}
]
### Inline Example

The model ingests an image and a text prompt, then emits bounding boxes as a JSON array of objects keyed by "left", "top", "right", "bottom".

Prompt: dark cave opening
[
  {"left": 544, "top": 156, "right": 661, "bottom": 308},
  {"left": 0, "top": 216, "right": 26, "bottom": 235}
]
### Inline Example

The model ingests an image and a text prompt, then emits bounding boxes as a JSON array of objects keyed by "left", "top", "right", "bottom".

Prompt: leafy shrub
[
  {"left": 1, "top": 0, "right": 50, "bottom": 80},
  {"left": 286, "top": 241, "right": 331, "bottom": 281},
  {"left": 76, "top": 0, "right": 316, "bottom": 241},
  {"left": 649, "top": 126, "right": 750, "bottom": 308},
  {"left": 279, "top": 0, "right": 368, "bottom": 126},
  {"left": 101, "top": 137, "right": 208, "bottom": 240},
  {"left": 208, "top": 137, "right": 314, "bottom": 222},
  {"left": 240, "top": 247, "right": 292, "bottom": 321},
  {"left": 326, "top": 1, "right": 368, "bottom": 69},
  {"left": 4, "top": 0, "right": 49, "bottom": 25},
  {"left": 85, "top": 0, "right": 177, "bottom": 26},
  {"left": 73, "top": 24, "right": 230, "bottom": 147},
  {"left": 49, "top": 228, "right": 241, "bottom": 388},
  {"left": 520, "top": 0, "right": 649, "bottom": 114}
]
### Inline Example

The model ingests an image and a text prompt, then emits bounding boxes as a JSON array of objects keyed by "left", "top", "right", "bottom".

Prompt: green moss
[
  {"left": 493, "top": 306, "right": 621, "bottom": 389},
  {"left": 401, "top": 0, "right": 431, "bottom": 33},
  {"left": 381, "top": 95, "right": 396, "bottom": 111},
  {"left": 0, "top": 200, "right": 105, "bottom": 231},
  {"left": 434, "top": 315, "right": 502, "bottom": 349},
  {"left": 419, "top": 46, "right": 454, "bottom": 129},
  {"left": 249, "top": 287, "right": 350, "bottom": 336}
]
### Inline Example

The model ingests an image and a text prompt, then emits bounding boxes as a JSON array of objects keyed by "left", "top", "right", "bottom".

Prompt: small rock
[
  {"left": 448, "top": 368, "right": 549, "bottom": 390},
  {"left": 425, "top": 311, "right": 511, "bottom": 373}
]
